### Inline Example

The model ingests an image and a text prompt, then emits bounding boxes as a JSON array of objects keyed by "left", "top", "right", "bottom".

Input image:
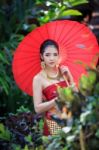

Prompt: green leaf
[
  {"left": 66, "top": 0, "right": 88, "bottom": 7},
  {"left": 42, "top": 136, "right": 49, "bottom": 143},
  {"left": 25, "top": 135, "right": 32, "bottom": 143},
  {"left": 57, "top": 86, "right": 66, "bottom": 102},
  {"left": 11, "top": 144, "right": 21, "bottom": 150},
  {"left": 59, "top": 9, "right": 82, "bottom": 18},
  {"left": 23, "top": 145, "right": 29, "bottom": 150},
  {"left": 59, "top": 5, "right": 66, "bottom": 12},
  {"left": 0, "top": 123, "right": 5, "bottom": 133},
  {"left": 39, "top": 119, "right": 44, "bottom": 130},
  {"left": 0, "top": 52, "right": 9, "bottom": 64},
  {"left": 0, "top": 77, "right": 9, "bottom": 94},
  {"left": 88, "top": 71, "right": 97, "bottom": 85},
  {"left": 16, "top": 105, "right": 30, "bottom": 113},
  {"left": 95, "top": 129, "right": 99, "bottom": 138},
  {"left": 94, "top": 83, "right": 99, "bottom": 95},
  {"left": 63, "top": 87, "right": 74, "bottom": 101},
  {"left": 27, "top": 24, "right": 37, "bottom": 32},
  {"left": 79, "top": 74, "right": 89, "bottom": 89},
  {"left": 0, "top": 123, "right": 11, "bottom": 141}
]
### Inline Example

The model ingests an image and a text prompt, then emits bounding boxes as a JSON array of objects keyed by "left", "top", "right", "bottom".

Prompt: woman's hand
[
  {"left": 59, "top": 65, "right": 70, "bottom": 75},
  {"left": 59, "top": 65, "right": 78, "bottom": 92},
  {"left": 59, "top": 65, "right": 72, "bottom": 86}
]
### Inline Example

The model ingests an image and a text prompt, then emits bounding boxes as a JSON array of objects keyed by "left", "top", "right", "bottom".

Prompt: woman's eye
[
  {"left": 45, "top": 54, "right": 50, "bottom": 56},
  {"left": 54, "top": 53, "right": 58, "bottom": 56},
  {"left": 45, "top": 53, "right": 58, "bottom": 56}
]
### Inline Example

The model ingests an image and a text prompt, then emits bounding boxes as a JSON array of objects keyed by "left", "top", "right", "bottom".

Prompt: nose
[{"left": 50, "top": 55, "right": 54, "bottom": 60}]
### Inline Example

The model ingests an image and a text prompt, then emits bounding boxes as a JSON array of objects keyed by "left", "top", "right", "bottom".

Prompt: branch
[{"left": 80, "top": 128, "right": 86, "bottom": 150}]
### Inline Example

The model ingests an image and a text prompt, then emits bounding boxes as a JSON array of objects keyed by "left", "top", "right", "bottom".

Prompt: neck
[
  {"left": 45, "top": 66, "right": 58, "bottom": 74},
  {"left": 44, "top": 66, "right": 60, "bottom": 80}
]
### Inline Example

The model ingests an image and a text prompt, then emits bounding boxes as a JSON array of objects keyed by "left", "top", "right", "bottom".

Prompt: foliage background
[
  {"left": 0, "top": 0, "right": 99, "bottom": 149},
  {"left": 0, "top": 0, "right": 91, "bottom": 116}
]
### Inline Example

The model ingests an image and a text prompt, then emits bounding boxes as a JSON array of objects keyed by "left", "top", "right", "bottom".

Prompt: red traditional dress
[{"left": 42, "top": 81, "right": 67, "bottom": 135}]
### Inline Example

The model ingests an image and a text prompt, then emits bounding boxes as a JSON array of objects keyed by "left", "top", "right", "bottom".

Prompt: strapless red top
[
  {"left": 42, "top": 81, "right": 67, "bottom": 135},
  {"left": 43, "top": 81, "right": 67, "bottom": 100}
]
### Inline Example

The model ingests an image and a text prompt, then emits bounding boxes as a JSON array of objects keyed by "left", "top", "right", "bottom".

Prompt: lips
[{"left": 49, "top": 62, "right": 55, "bottom": 64}]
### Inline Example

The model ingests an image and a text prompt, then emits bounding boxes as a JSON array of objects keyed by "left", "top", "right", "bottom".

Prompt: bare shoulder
[
  {"left": 33, "top": 71, "right": 43, "bottom": 85},
  {"left": 33, "top": 73, "right": 40, "bottom": 83}
]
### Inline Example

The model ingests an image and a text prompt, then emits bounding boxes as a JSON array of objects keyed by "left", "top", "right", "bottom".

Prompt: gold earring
[{"left": 41, "top": 61, "right": 45, "bottom": 69}]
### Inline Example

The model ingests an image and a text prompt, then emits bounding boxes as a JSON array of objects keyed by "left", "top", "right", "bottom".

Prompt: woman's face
[{"left": 41, "top": 46, "right": 59, "bottom": 68}]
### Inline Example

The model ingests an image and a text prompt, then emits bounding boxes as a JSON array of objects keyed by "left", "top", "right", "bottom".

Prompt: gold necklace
[{"left": 45, "top": 70, "right": 60, "bottom": 81}]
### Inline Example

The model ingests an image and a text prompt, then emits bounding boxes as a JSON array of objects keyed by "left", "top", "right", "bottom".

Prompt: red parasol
[{"left": 12, "top": 20, "right": 99, "bottom": 96}]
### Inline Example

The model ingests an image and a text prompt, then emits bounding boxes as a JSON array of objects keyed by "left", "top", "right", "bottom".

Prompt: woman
[{"left": 33, "top": 39, "right": 77, "bottom": 135}]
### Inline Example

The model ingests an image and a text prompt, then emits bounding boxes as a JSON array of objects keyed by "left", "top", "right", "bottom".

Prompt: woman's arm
[{"left": 32, "top": 76, "right": 57, "bottom": 114}]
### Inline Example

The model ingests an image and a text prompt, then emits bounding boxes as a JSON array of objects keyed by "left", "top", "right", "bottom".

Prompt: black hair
[{"left": 40, "top": 39, "right": 59, "bottom": 55}]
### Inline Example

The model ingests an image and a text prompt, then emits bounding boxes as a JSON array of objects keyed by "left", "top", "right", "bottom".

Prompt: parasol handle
[
  {"left": 58, "top": 65, "right": 70, "bottom": 87},
  {"left": 63, "top": 74, "right": 70, "bottom": 87}
]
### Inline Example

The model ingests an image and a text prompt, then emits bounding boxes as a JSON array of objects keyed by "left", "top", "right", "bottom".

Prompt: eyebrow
[{"left": 45, "top": 52, "right": 58, "bottom": 54}]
